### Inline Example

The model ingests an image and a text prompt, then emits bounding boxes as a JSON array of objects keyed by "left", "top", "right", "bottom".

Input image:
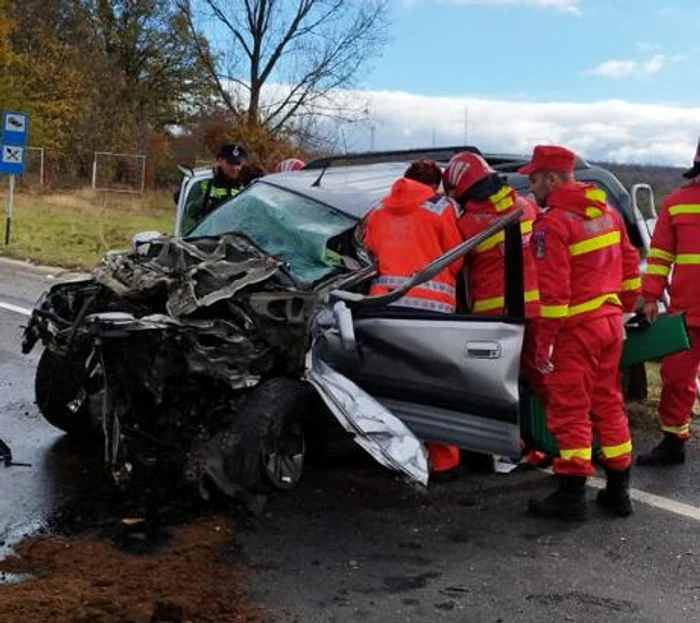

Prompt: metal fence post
[
  {"left": 140, "top": 155, "right": 147, "bottom": 194},
  {"left": 91, "top": 153, "right": 98, "bottom": 190},
  {"left": 39, "top": 147, "right": 45, "bottom": 186}
]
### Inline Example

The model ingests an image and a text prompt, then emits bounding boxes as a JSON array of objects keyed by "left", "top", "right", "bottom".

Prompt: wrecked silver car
[{"left": 22, "top": 156, "right": 530, "bottom": 499}]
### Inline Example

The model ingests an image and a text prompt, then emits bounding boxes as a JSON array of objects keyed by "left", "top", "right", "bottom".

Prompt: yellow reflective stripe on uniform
[
  {"left": 473, "top": 289, "right": 540, "bottom": 313},
  {"left": 669, "top": 204, "right": 700, "bottom": 216},
  {"left": 568, "top": 293, "right": 621, "bottom": 317},
  {"left": 476, "top": 220, "right": 534, "bottom": 254},
  {"left": 541, "top": 304, "right": 569, "bottom": 318},
  {"left": 661, "top": 424, "right": 690, "bottom": 435},
  {"left": 601, "top": 440, "right": 632, "bottom": 460},
  {"left": 622, "top": 277, "right": 642, "bottom": 291},
  {"left": 585, "top": 207, "right": 603, "bottom": 218},
  {"left": 648, "top": 247, "right": 675, "bottom": 262},
  {"left": 475, "top": 231, "right": 504, "bottom": 254},
  {"left": 489, "top": 187, "right": 514, "bottom": 212},
  {"left": 585, "top": 188, "right": 607, "bottom": 202},
  {"left": 472, "top": 296, "right": 504, "bottom": 312},
  {"left": 569, "top": 231, "right": 621, "bottom": 256},
  {"left": 541, "top": 294, "right": 620, "bottom": 319},
  {"left": 560, "top": 447, "right": 592, "bottom": 461},
  {"left": 646, "top": 264, "right": 671, "bottom": 277},
  {"left": 675, "top": 254, "right": 700, "bottom": 265}
]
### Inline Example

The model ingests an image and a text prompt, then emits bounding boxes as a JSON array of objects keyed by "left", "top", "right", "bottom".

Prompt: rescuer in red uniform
[
  {"left": 274, "top": 158, "right": 305, "bottom": 172},
  {"left": 521, "top": 145, "right": 641, "bottom": 521},
  {"left": 442, "top": 151, "right": 543, "bottom": 392},
  {"left": 637, "top": 136, "right": 700, "bottom": 466}
]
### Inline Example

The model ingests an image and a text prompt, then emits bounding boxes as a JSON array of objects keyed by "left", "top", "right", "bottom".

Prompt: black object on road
[{"left": 0, "top": 439, "right": 32, "bottom": 468}]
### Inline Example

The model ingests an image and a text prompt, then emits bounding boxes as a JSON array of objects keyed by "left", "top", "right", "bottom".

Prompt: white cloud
[
  {"left": 407, "top": 0, "right": 581, "bottom": 13},
  {"left": 588, "top": 54, "right": 667, "bottom": 78},
  {"left": 320, "top": 88, "right": 700, "bottom": 166}
]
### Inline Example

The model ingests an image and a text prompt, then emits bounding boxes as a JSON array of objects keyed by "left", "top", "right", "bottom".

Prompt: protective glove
[
  {"left": 535, "top": 343, "right": 555, "bottom": 376},
  {"left": 644, "top": 300, "right": 660, "bottom": 324}
]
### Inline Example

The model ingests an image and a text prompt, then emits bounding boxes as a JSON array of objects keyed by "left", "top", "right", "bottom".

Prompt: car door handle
[{"left": 465, "top": 341, "right": 502, "bottom": 359}]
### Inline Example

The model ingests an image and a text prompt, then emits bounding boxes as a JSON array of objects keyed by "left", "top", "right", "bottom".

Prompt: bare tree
[{"left": 180, "top": 0, "right": 389, "bottom": 132}]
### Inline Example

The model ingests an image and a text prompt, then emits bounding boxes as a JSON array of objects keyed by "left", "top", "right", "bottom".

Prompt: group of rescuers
[{"left": 198, "top": 137, "right": 700, "bottom": 524}]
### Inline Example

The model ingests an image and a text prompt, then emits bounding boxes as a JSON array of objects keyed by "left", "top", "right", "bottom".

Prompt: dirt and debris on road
[{"left": 0, "top": 516, "right": 257, "bottom": 623}]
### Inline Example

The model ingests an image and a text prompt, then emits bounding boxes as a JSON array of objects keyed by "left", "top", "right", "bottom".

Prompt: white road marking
[
  {"left": 540, "top": 467, "right": 700, "bottom": 522},
  {"left": 0, "top": 301, "right": 32, "bottom": 317},
  {"left": 587, "top": 475, "right": 700, "bottom": 522}
]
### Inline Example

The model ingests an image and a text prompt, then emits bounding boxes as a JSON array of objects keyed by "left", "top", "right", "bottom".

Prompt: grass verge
[{"left": 0, "top": 189, "right": 175, "bottom": 269}]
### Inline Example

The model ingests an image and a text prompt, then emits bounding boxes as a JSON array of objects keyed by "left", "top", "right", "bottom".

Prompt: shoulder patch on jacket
[
  {"left": 422, "top": 195, "right": 458, "bottom": 216},
  {"left": 533, "top": 230, "right": 546, "bottom": 258}
]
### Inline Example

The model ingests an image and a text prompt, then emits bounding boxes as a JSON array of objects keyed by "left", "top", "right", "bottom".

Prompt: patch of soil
[{"left": 0, "top": 517, "right": 257, "bottom": 623}]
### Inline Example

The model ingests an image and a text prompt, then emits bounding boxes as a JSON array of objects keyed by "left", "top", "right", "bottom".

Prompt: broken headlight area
[{"left": 22, "top": 233, "right": 350, "bottom": 500}]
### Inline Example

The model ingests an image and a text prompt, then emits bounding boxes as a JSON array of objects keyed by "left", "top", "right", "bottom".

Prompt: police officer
[{"left": 188, "top": 143, "right": 248, "bottom": 223}]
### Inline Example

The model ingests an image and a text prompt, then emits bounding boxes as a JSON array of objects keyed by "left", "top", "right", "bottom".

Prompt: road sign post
[
  {"left": 4, "top": 174, "right": 13, "bottom": 245},
  {"left": 1, "top": 111, "right": 29, "bottom": 245}
]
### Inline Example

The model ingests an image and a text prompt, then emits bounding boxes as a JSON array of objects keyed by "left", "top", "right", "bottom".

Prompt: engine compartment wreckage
[{"left": 22, "top": 232, "right": 430, "bottom": 502}]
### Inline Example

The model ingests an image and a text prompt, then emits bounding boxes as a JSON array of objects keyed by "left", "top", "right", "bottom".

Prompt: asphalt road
[{"left": 2, "top": 258, "right": 700, "bottom": 622}]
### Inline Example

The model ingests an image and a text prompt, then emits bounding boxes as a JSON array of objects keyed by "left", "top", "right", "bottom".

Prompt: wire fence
[{"left": 12, "top": 148, "right": 149, "bottom": 193}]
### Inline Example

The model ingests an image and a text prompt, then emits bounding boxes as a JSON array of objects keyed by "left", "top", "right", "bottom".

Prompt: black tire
[
  {"left": 227, "top": 378, "right": 325, "bottom": 493},
  {"left": 35, "top": 348, "right": 94, "bottom": 437}
]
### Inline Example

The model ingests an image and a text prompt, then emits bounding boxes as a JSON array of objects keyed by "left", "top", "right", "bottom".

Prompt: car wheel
[
  {"left": 34, "top": 348, "right": 94, "bottom": 437},
  {"left": 228, "top": 378, "right": 323, "bottom": 493}
]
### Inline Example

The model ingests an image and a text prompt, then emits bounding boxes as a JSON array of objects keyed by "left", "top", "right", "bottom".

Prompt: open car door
[{"left": 314, "top": 210, "right": 526, "bottom": 461}]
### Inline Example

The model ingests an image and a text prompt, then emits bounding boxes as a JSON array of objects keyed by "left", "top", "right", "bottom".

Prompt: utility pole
[
  {"left": 463, "top": 106, "right": 469, "bottom": 144},
  {"left": 370, "top": 122, "right": 376, "bottom": 151},
  {"left": 432, "top": 127, "right": 436, "bottom": 147}
]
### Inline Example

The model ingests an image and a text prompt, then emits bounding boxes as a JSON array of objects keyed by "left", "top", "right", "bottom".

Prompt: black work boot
[
  {"left": 528, "top": 475, "right": 587, "bottom": 522},
  {"left": 636, "top": 434, "right": 686, "bottom": 467},
  {"left": 596, "top": 468, "right": 633, "bottom": 517}
]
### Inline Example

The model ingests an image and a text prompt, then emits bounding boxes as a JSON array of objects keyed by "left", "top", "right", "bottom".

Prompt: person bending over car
[
  {"left": 364, "top": 159, "right": 464, "bottom": 475},
  {"left": 441, "top": 151, "right": 543, "bottom": 393}
]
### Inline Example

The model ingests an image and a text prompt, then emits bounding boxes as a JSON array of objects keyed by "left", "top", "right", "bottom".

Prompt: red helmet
[
  {"left": 442, "top": 152, "right": 494, "bottom": 198},
  {"left": 275, "top": 158, "right": 305, "bottom": 173}
]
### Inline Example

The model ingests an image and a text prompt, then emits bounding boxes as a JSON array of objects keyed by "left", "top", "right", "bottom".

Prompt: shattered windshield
[{"left": 189, "top": 182, "right": 356, "bottom": 284}]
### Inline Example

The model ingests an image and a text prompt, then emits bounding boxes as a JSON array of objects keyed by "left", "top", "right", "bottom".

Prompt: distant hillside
[{"left": 597, "top": 162, "right": 687, "bottom": 206}]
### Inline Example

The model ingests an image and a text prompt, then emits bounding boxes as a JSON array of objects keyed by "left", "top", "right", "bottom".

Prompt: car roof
[
  {"left": 259, "top": 151, "right": 597, "bottom": 220},
  {"left": 260, "top": 162, "right": 411, "bottom": 219},
  {"left": 183, "top": 148, "right": 632, "bottom": 225}
]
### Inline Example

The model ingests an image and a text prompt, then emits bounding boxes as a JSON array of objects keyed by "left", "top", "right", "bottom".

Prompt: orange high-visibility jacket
[
  {"left": 644, "top": 181, "right": 700, "bottom": 327},
  {"left": 532, "top": 181, "right": 641, "bottom": 363},
  {"left": 364, "top": 178, "right": 463, "bottom": 313},
  {"left": 458, "top": 186, "right": 541, "bottom": 317}
]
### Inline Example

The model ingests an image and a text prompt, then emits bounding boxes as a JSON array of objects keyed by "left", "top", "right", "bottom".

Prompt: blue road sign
[{"left": 0, "top": 111, "right": 29, "bottom": 175}]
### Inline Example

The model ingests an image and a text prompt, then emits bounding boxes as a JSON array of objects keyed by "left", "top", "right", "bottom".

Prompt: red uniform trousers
[
  {"left": 426, "top": 443, "right": 460, "bottom": 472},
  {"left": 544, "top": 313, "right": 632, "bottom": 476},
  {"left": 658, "top": 327, "right": 700, "bottom": 439}
]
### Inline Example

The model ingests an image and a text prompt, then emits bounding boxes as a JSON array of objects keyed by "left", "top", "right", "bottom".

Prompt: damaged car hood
[{"left": 93, "top": 234, "right": 286, "bottom": 318}]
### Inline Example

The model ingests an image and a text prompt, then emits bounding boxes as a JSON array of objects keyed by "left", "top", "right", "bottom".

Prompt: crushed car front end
[{"left": 22, "top": 181, "right": 368, "bottom": 499}]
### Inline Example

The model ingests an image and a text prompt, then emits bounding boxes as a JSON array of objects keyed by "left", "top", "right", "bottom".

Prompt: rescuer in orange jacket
[
  {"left": 364, "top": 160, "right": 463, "bottom": 475},
  {"left": 637, "top": 136, "right": 700, "bottom": 467},
  {"left": 442, "top": 151, "right": 543, "bottom": 393},
  {"left": 521, "top": 145, "right": 641, "bottom": 521}
]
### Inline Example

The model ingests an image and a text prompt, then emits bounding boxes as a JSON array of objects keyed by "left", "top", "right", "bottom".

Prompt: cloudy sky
[{"left": 335, "top": 0, "right": 700, "bottom": 165}]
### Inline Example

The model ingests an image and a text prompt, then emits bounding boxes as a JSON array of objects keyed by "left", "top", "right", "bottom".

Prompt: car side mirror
[
  {"left": 333, "top": 301, "right": 356, "bottom": 352},
  {"left": 131, "top": 231, "right": 162, "bottom": 254}
]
